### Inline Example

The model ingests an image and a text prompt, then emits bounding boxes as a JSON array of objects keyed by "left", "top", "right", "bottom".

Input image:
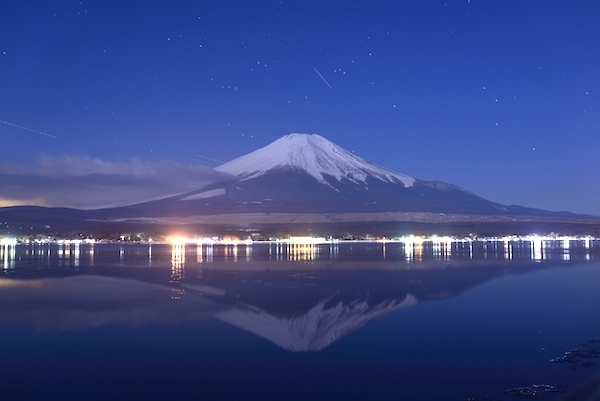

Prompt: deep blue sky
[{"left": 1, "top": 1, "right": 599, "bottom": 214}]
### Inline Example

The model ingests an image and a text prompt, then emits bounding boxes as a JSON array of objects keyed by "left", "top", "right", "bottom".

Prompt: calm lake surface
[{"left": 1, "top": 240, "right": 599, "bottom": 400}]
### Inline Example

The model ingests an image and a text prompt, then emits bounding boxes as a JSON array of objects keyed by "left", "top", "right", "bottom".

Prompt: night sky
[{"left": 1, "top": 1, "right": 599, "bottom": 214}]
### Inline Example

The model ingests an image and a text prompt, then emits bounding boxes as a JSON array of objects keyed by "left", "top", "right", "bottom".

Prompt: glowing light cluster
[
  {"left": 0, "top": 237, "right": 18, "bottom": 246},
  {"left": 288, "top": 236, "right": 328, "bottom": 245},
  {"left": 168, "top": 236, "right": 254, "bottom": 245},
  {"left": 168, "top": 236, "right": 189, "bottom": 245}
]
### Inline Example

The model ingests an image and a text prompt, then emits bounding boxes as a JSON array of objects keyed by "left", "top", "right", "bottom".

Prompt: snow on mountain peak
[{"left": 215, "top": 133, "right": 415, "bottom": 187}]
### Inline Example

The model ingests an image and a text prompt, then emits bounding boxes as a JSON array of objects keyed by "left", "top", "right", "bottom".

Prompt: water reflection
[
  {"left": 0, "top": 256, "right": 538, "bottom": 350},
  {"left": 1, "top": 240, "right": 599, "bottom": 401},
  {"left": 1, "top": 240, "right": 599, "bottom": 352},
  {"left": 0, "top": 275, "right": 224, "bottom": 330},
  {"left": 1, "top": 240, "right": 599, "bottom": 272}
]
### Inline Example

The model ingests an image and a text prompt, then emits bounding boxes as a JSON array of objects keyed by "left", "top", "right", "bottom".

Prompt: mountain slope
[{"left": 97, "top": 133, "right": 519, "bottom": 217}]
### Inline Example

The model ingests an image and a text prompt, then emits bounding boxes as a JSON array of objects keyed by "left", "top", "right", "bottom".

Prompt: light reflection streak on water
[
  {"left": 89, "top": 243, "right": 94, "bottom": 266},
  {"left": 563, "top": 239, "right": 571, "bottom": 261},
  {"left": 1, "top": 243, "right": 93, "bottom": 270},
  {"left": 223, "top": 244, "right": 238, "bottom": 262},
  {"left": 414, "top": 242, "right": 423, "bottom": 261},
  {"left": 289, "top": 243, "right": 316, "bottom": 261},
  {"left": 196, "top": 244, "right": 202, "bottom": 263},
  {"left": 205, "top": 244, "right": 213, "bottom": 263},
  {"left": 532, "top": 238, "right": 543, "bottom": 261},
  {"left": 1, "top": 244, "right": 16, "bottom": 269},
  {"left": 585, "top": 239, "right": 591, "bottom": 260},
  {"left": 401, "top": 236, "right": 420, "bottom": 262},
  {"left": 430, "top": 239, "right": 452, "bottom": 262},
  {"left": 431, "top": 241, "right": 440, "bottom": 261},
  {"left": 445, "top": 241, "right": 451, "bottom": 260},
  {"left": 74, "top": 243, "right": 80, "bottom": 267},
  {"left": 246, "top": 244, "right": 252, "bottom": 261},
  {"left": 169, "top": 243, "right": 187, "bottom": 300},
  {"left": 0, "top": 239, "right": 597, "bottom": 274},
  {"left": 265, "top": 242, "right": 325, "bottom": 261},
  {"left": 330, "top": 244, "right": 339, "bottom": 259},
  {"left": 170, "top": 243, "right": 185, "bottom": 283},
  {"left": 404, "top": 241, "right": 413, "bottom": 262}
]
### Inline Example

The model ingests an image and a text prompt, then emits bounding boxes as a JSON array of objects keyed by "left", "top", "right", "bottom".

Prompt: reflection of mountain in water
[
  {"left": 0, "top": 243, "right": 583, "bottom": 352},
  {"left": 217, "top": 294, "right": 416, "bottom": 352},
  {"left": 194, "top": 264, "right": 544, "bottom": 351}
]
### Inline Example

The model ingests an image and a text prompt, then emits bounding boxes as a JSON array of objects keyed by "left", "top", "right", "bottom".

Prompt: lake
[{"left": 1, "top": 240, "right": 599, "bottom": 400}]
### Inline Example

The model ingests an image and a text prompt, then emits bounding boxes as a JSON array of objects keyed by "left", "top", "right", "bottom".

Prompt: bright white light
[
  {"left": 169, "top": 236, "right": 188, "bottom": 245},
  {"left": 0, "top": 238, "right": 17, "bottom": 246},
  {"left": 288, "top": 236, "right": 327, "bottom": 244}
]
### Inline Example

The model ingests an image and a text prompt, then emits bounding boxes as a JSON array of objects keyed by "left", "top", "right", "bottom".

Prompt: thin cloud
[{"left": 0, "top": 155, "right": 231, "bottom": 209}]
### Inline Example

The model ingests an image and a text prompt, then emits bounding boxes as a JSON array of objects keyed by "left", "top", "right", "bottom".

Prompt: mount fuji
[
  {"left": 215, "top": 133, "right": 415, "bottom": 188},
  {"left": 105, "top": 133, "right": 549, "bottom": 219},
  {"left": 3, "top": 133, "right": 595, "bottom": 236}
]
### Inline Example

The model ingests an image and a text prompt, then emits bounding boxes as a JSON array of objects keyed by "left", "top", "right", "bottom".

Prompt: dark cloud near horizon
[{"left": 0, "top": 156, "right": 231, "bottom": 209}]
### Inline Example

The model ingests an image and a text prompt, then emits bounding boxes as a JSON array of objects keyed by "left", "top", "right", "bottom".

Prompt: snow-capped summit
[{"left": 216, "top": 133, "right": 415, "bottom": 187}]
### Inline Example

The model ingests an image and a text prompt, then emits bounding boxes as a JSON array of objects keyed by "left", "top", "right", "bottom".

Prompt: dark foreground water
[{"left": 1, "top": 240, "right": 599, "bottom": 401}]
